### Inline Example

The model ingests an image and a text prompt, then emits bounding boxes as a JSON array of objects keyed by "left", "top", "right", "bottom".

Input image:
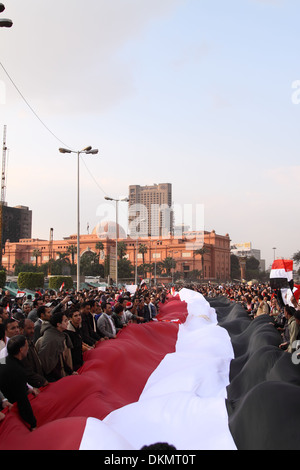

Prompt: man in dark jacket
[
  {"left": 36, "top": 311, "right": 76, "bottom": 382},
  {"left": 66, "top": 309, "right": 85, "bottom": 371},
  {"left": 143, "top": 295, "right": 156, "bottom": 322},
  {"left": 19, "top": 318, "right": 48, "bottom": 388},
  {"left": 33, "top": 304, "right": 52, "bottom": 344},
  {"left": 80, "top": 301, "right": 100, "bottom": 346},
  {"left": 0, "top": 335, "right": 39, "bottom": 430}
]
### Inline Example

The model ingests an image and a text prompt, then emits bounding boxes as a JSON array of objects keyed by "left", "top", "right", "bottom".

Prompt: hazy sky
[{"left": 0, "top": 0, "right": 299, "bottom": 270}]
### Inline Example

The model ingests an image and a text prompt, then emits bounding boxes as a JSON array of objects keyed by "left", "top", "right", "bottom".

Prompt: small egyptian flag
[
  {"left": 16, "top": 290, "right": 25, "bottom": 298},
  {"left": 270, "top": 259, "right": 294, "bottom": 290},
  {"left": 281, "top": 283, "right": 300, "bottom": 307}
]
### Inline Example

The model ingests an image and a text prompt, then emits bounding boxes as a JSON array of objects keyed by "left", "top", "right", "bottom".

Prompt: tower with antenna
[
  {"left": 1, "top": 124, "right": 7, "bottom": 204},
  {"left": 0, "top": 124, "right": 7, "bottom": 266}
]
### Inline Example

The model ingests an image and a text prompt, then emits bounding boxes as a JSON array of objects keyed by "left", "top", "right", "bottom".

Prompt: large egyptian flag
[
  {"left": 1, "top": 288, "right": 300, "bottom": 450},
  {"left": 0, "top": 289, "right": 236, "bottom": 450}
]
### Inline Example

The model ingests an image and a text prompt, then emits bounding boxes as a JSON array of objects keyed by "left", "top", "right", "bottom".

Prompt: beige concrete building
[{"left": 128, "top": 183, "right": 173, "bottom": 238}]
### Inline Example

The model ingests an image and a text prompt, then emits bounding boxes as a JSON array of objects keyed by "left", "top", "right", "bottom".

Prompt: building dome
[{"left": 93, "top": 221, "right": 127, "bottom": 239}]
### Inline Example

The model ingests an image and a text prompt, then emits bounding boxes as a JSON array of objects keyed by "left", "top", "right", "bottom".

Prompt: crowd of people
[
  {"left": 0, "top": 280, "right": 299, "bottom": 431},
  {"left": 195, "top": 281, "right": 300, "bottom": 353},
  {"left": 0, "top": 284, "right": 163, "bottom": 430}
]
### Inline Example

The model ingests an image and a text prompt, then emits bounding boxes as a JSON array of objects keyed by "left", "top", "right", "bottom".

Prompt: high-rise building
[
  {"left": 128, "top": 183, "right": 173, "bottom": 237},
  {"left": 2, "top": 204, "right": 32, "bottom": 244}
]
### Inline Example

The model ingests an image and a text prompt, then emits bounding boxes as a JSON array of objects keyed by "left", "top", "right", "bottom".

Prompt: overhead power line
[
  {"left": 0, "top": 61, "right": 72, "bottom": 149},
  {"left": 0, "top": 60, "right": 108, "bottom": 196}
]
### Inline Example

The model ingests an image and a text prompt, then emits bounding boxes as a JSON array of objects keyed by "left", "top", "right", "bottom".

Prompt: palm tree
[
  {"left": 138, "top": 244, "right": 148, "bottom": 263},
  {"left": 80, "top": 250, "right": 101, "bottom": 276},
  {"left": 32, "top": 249, "right": 41, "bottom": 267},
  {"left": 138, "top": 244, "right": 148, "bottom": 277},
  {"left": 66, "top": 244, "right": 77, "bottom": 265},
  {"left": 56, "top": 251, "right": 70, "bottom": 264},
  {"left": 117, "top": 241, "right": 127, "bottom": 259},
  {"left": 162, "top": 256, "right": 176, "bottom": 276},
  {"left": 193, "top": 246, "right": 207, "bottom": 275},
  {"left": 95, "top": 241, "right": 104, "bottom": 259}
]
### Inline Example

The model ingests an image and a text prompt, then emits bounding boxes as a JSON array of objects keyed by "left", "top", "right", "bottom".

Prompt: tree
[
  {"left": 293, "top": 250, "right": 300, "bottom": 274},
  {"left": 162, "top": 257, "right": 176, "bottom": 276},
  {"left": 245, "top": 256, "right": 260, "bottom": 281},
  {"left": 56, "top": 251, "right": 71, "bottom": 265},
  {"left": 139, "top": 263, "right": 152, "bottom": 276},
  {"left": 193, "top": 246, "right": 207, "bottom": 275},
  {"left": 117, "top": 241, "right": 127, "bottom": 259},
  {"left": 230, "top": 254, "right": 241, "bottom": 280},
  {"left": 118, "top": 258, "right": 133, "bottom": 278},
  {"left": 138, "top": 244, "right": 148, "bottom": 263},
  {"left": 153, "top": 261, "right": 164, "bottom": 276},
  {"left": 66, "top": 245, "right": 77, "bottom": 265},
  {"left": 80, "top": 251, "right": 103, "bottom": 276},
  {"left": 138, "top": 244, "right": 148, "bottom": 277},
  {"left": 95, "top": 241, "right": 104, "bottom": 256},
  {"left": 0, "top": 270, "right": 6, "bottom": 288},
  {"left": 32, "top": 249, "right": 41, "bottom": 267},
  {"left": 293, "top": 251, "right": 300, "bottom": 265},
  {"left": 186, "top": 269, "right": 202, "bottom": 281}
]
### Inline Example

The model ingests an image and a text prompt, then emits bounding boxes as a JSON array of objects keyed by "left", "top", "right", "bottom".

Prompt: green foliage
[
  {"left": 117, "top": 241, "right": 127, "bottom": 259},
  {"left": 80, "top": 251, "right": 104, "bottom": 276},
  {"left": 66, "top": 245, "right": 77, "bottom": 264},
  {"left": 245, "top": 256, "right": 260, "bottom": 281},
  {"left": 186, "top": 269, "right": 202, "bottom": 280},
  {"left": 0, "top": 270, "right": 6, "bottom": 288},
  {"left": 17, "top": 272, "right": 44, "bottom": 290},
  {"left": 14, "top": 260, "right": 48, "bottom": 275},
  {"left": 230, "top": 254, "right": 241, "bottom": 280},
  {"left": 293, "top": 251, "right": 300, "bottom": 266},
  {"left": 95, "top": 241, "right": 104, "bottom": 252},
  {"left": 104, "top": 254, "right": 110, "bottom": 277},
  {"left": 48, "top": 276, "right": 73, "bottom": 290},
  {"left": 138, "top": 244, "right": 148, "bottom": 265},
  {"left": 162, "top": 257, "right": 176, "bottom": 275},
  {"left": 118, "top": 258, "right": 133, "bottom": 278}
]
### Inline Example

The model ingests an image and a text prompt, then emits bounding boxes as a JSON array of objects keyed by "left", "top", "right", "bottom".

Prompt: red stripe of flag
[{"left": 0, "top": 299, "right": 187, "bottom": 450}]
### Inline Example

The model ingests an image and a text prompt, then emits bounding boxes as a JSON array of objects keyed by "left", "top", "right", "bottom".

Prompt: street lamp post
[
  {"left": 134, "top": 218, "right": 146, "bottom": 286},
  {"left": 0, "top": 6, "right": 12, "bottom": 269},
  {"left": 59, "top": 146, "right": 98, "bottom": 291},
  {"left": 104, "top": 196, "right": 129, "bottom": 287}
]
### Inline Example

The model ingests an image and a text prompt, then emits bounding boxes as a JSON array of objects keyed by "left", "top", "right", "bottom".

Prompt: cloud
[
  {"left": 1, "top": 0, "right": 186, "bottom": 114},
  {"left": 171, "top": 42, "right": 213, "bottom": 69},
  {"left": 266, "top": 165, "right": 300, "bottom": 189},
  {"left": 250, "top": 0, "right": 285, "bottom": 5}
]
